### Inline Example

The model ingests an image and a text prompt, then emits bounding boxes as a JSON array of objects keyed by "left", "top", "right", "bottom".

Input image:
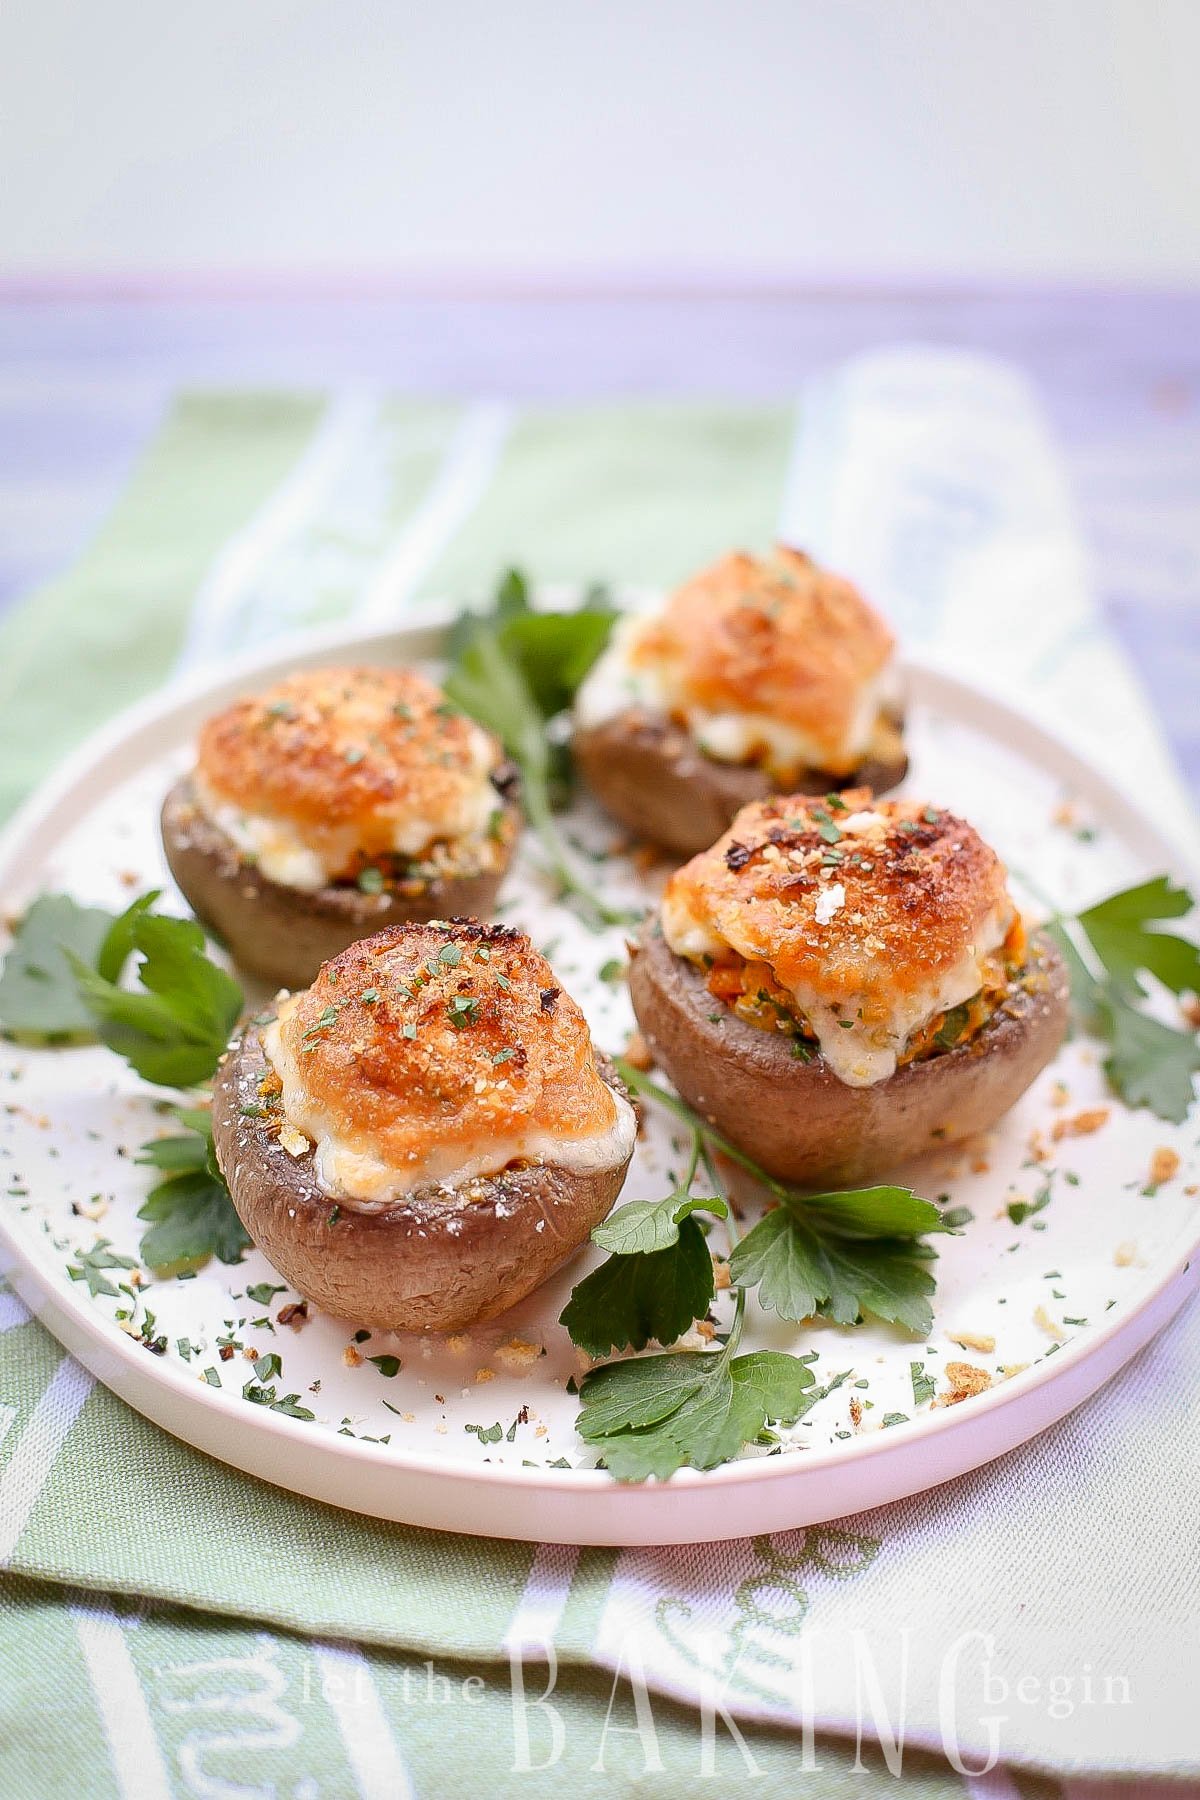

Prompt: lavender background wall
[{"left": 2, "top": 1, "right": 1197, "bottom": 285}]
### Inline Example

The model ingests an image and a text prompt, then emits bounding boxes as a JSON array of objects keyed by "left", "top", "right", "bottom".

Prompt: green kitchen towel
[
  {"left": 1, "top": 360, "right": 1197, "bottom": 1795},
  {"left": 0, "top": 392, "right": 793, "bottom": 822},
  {"left": 1, "top": 1571, "right": 972, "bottom": 1799}
]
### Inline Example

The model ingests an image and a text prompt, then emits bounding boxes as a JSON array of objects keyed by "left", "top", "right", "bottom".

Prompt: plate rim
[{"left": 0, "top": 610, "right": 1197, "bottom": 1537}]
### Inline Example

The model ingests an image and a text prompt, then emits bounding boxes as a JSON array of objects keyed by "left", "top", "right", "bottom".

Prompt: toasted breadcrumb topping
[
  {"left": 631, "top": 546, "right": 895, "bottom": 773},
  {"left": 263, "top": 921, "right": 629, "bottom": 1204},
  {"left": 196, "top": 666, "right": 507, "bottom": 884},
  {"left": 662, "top": 790, "right": 1023, "bottom": 1083}
]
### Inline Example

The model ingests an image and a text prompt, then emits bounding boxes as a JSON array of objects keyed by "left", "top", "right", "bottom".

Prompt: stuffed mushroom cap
[
  {"left": 211, "top": 920, "right": 637, "bottom": 1330},
  {"left": 574, "top": 546, "right": 906, "bottom": 852},
  {"left": 163, "top": 666, "right": 519, "bottom": 986},
  {"left": 628, "top": 789, "right": 1069, "bottom": 1184}
]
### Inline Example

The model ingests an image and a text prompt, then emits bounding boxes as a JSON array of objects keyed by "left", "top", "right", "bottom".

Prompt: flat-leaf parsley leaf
[
  {"left": 0, "top": 893, "right": 117, "bottom": 1037},
  {"left": 136, "top": 1108, "right": 250, "bottom": 1270},
  {"left": 69, "top": 904, "right": 242, "bottom": 1088}
]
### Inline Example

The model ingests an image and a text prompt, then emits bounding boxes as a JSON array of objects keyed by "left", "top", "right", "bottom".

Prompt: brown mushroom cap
[
  {"left": 161, "top": 777, "right": 520, "bottom": 990},
  {"left": 211, "top": 1019, "right": 634, "bottom": 1332},
  {"left": 573, "top": 709, "right": 907, "bottom": 857},
  {"left": 628, "top": 923, "right": 1069, "bottom": 1188}
]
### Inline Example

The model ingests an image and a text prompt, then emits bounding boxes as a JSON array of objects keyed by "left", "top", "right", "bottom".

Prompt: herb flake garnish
[
  {"left": 68, "top": 1239, "right": 138, "bottom": 1298},
  {"left": 910, "top": 1361, "right": 937, "bottom": 1407},
  {"left": 447, "top": 994, "right": 480, "bottom": 1029}
]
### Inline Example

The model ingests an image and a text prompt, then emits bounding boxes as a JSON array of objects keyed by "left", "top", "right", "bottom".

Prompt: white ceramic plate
[{"left": 0, "top": 614, "right": 1197, "bottom": 1546}]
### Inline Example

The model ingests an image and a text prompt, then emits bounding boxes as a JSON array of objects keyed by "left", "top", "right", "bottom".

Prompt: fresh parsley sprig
[
  {"left": 443, "top": 567, "right": 633, "bottom": 931},
  {"left": 135, "top": 1106, "right": 251, "bottom": 1270},
  {"left": 0, "top": 888, "right": 242, "bottom": 1084},
  {"left": 727, "top": 1190, "right": 942, "bottom": 1336},
  {"left": 0, "top": 890, "right": 249, "bottom": 1272},
  {"left": 575, "top": 1291, "right": 815, "bottom": 1481},
  {"left": 561, "top": 1133, "right": 729, "bottom": 1356},
  {"left": 614, "top": 1063, "right": 948, "bottom": 1331},
  {"left": 564, "top": 1063, "right": 947, "bottom": 1480},
  {"left": 68, "top": 893, "right": 242, "bottom": 1089},
  {"left": 1041, "top": 874, "right": 1200, "bottom": 1124}
]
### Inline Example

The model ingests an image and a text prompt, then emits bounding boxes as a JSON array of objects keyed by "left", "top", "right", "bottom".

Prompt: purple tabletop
[{"left": 1, "top": 289, "right": 1197, "bottom": 793}]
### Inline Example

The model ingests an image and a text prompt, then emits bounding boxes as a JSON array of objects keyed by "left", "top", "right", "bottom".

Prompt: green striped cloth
[
  {"left": 0, "top": 393, "right": 794, "bottom": 820},
  {"left": 0, "top": 377, "right": 1193, "bottom": 1797}
]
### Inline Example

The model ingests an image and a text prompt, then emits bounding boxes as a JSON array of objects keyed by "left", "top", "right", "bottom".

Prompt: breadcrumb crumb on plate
[
  {"left": 937, "top": 1362, "right": 993, "bottom": 1406},
  {"left": 1052, "top": 1108, "right": 1110, "bottom": 1141},
  {"left": 1149, "top": 1147, "right": 1181, "bottom": 1187}
]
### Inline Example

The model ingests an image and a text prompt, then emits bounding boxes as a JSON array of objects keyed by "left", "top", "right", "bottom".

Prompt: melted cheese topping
[
  {"left": 576, "top": 546, "right": 900, "bottom": 778},
  {"left": 195, "top": 666, "right": 504, "bottom": 892},
  {"left": 261, "top": 922, "right": 635, "bottom": 1209},
  {"left": 660, "top": 790, "right": 1015, "bottom": 1087}
]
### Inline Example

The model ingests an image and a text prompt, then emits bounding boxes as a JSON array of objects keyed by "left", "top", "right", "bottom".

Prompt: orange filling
[{"left": 704, "top": 917, "right": 1027, "bottom": 1065}]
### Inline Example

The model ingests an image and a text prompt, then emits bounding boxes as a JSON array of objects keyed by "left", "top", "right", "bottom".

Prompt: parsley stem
[
  {"left": 726, "top": 1285, "right": 747, "bottom": 1353},
  {"left": 520, "top": 768, "right": 635, "bottom": 932},
  {"left": 677, "top": 1130, "right": 702, "bottom": 1201},
  {"left": 698, "top": 1139, "right": 742, "bottom": 1248},
  {"left": 615, "top": 1060, "right": 792, "bottom": 1205}
]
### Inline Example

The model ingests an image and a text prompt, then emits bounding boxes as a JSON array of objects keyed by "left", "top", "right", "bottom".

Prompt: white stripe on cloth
[
  {"left": 0, "top": 1354, "right": 93, "bottom": 1563},
  {"left": 773, "top": 345, "right": 1200, "bottom": 854},
  {"left": 501, "top": 1542, "right": 579, "bottom": 1656},
  {"left": 310, "top": 1641, "right": 415, "bottom": 1800},
  {"left": 352, "top": 401, "right": 514, "bottom": 628},
  {"left": 173, "top": 389, "right": 378, "bottom": 674},
  {"left": 965, "top": 1771, "right": 1025, "bottom": 1800},
  {"left": 70, "top": 1597, "right": 173, "bottom": 1800},
  {"left": 0, "top": 1290, "right": 31, "bottom": 1332},
  {"left": 0, "top": 1404, "right": 16, "bottom": 1451}
]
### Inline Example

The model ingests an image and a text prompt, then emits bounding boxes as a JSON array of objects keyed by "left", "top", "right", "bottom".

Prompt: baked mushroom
[
  {"left": 162, "top": 666, "right": 520, "bottom": 988},
  {"left": 628, "top": 790, "right": 1069, "bottom": 1187},
  {"left": 574, "top": 545, "right": 906, "bottom": 855},
  {"left": 211, "top": 920, "right": 637, "bottom": 1332}
]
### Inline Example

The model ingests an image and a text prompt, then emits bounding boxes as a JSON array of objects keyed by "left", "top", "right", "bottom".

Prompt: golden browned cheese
[
  {"left": 632, "top": 546, "right": 894, "bottom": 770},
  {"left": 663, "top": 790, "right": 1013, "bottom": 1031},
  {"left": 196, "top": 667, "right": 501, "bottom": 874},
  {"left": 272, "top": 922, "right": 619, "bottom": 1173}
]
